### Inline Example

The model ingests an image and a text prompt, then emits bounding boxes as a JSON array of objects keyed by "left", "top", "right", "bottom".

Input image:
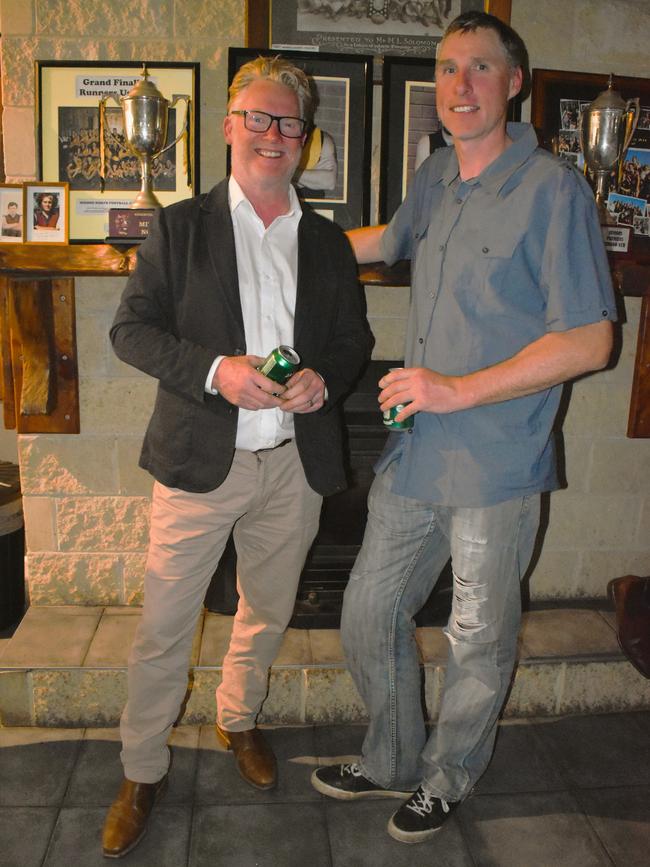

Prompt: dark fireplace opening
[{"left": 204, "top": 360, "right": 452, "bottom": 629}]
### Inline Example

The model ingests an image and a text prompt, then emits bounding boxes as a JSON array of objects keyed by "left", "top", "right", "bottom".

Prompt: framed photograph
[
  {"left": 228, "top": 47, "right": 373, "bottom": 229},
  {"left": 379, "top": 56, "right": 439, "bottom": 223},
  {"left": 24, "top": 182, "right": 69, "bottom": 244},
  {"left": 253, "top": 0, "right": 483, "bottom": 58},
  {"left": 380, "top": 54, "right": 522, "bottom": 222},
  {"left": 531, "top": 69, "right": 650, "bottom": 235},
  {"left": 0, "top": 184, "right": 25, "bottom": 243},
  {"left": 36, "top": 61, "right": 200, "bottom": 243}
]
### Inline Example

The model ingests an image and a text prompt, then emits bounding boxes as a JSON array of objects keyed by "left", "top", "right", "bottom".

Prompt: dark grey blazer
[{"left": 110, "top": 179, "right": 373, "bottom": 496}]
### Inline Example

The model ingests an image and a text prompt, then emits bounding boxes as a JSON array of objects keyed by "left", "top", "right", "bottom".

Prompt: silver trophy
[
  {"left": 579, "top": 75, "right": 639, "bottom": 222},
  {"left": 99, "top": 64, "right": 192, "bottom": 209}
]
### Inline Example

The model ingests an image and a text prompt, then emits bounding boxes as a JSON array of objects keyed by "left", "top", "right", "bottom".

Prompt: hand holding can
[
  {"left": 382, "top": 366, "right": 414, "bottom": 431},
  {"left": 257, "top": 345, "right": 301, "bottom": 384}
]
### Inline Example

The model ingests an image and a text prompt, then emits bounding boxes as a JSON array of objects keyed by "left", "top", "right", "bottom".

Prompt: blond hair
[{"left": 228, "top": 55, "right": 314, "bottom": 126}]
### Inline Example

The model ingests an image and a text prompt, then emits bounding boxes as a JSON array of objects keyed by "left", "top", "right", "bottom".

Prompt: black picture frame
[
  {"left": 227, "top": 47, "right": 373, "bottom": 230},
  {"left": 36, "top": 60, "right": 200, "bottom": 243},
  {"left": 380, "top": 56, "right": 438, "bottom": 224},
  {"left": 380, "top": 56, "right": 523, "bottom": 223}
]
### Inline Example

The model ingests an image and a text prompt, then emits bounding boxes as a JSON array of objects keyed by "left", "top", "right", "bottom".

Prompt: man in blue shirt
[{"left": 312, "top": 11, "right": 615, "bottom": 844}]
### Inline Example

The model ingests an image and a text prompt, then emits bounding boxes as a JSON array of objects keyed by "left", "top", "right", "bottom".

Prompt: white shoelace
[
  {"left": 405, "top": 788, "right": 450, "bottom": 817},
  {"left": 341, "top": 762, "right": 364, "bottom": 777}
]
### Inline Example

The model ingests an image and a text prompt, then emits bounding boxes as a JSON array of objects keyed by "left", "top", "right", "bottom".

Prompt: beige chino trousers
[{"left": 120, "top": 441, "right": 322, "bottom": 783}]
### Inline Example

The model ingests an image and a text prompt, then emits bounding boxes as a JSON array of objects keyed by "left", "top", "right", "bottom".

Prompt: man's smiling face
[
  {"left": 435, "top": 27, "right": 522, "bottom": 150},
  {"left": 224, "top": 78, "right": 306, "bottom": 197}
]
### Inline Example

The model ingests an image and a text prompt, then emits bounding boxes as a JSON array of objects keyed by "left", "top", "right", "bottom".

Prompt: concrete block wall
[{"left": 1, "top": 0, "right": 649, "bottom": 605}]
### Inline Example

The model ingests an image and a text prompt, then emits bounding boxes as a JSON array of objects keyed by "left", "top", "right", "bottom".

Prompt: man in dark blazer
[{"left": 102, "top": 55, "right": 372, "bottom": 859}]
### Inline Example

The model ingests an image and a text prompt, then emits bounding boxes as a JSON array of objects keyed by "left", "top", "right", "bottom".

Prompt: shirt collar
[
  {"left": 228, "top": 176, "right": 302, "bottom": 224},
  {"left": 441, "top": 123, "right": 539, "bottom": 194}
]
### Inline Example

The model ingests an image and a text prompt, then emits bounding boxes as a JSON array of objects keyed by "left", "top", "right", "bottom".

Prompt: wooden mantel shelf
[
  {"left": 1, "top": 240, "right": 649, "bottom": 437},
  {"left": 0, "top": 243, "right": 138, "bottom": 277}
]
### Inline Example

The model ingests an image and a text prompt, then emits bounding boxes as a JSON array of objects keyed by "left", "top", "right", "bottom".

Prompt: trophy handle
[
  {"left": 623, "top": 98, "right": 640, "bottom": 152},
  {"left": 99, "top": 93, "right": 123, "bottom": 194},
  {"left": 155, "top": 96, "right": 193, "bottom": 189}
]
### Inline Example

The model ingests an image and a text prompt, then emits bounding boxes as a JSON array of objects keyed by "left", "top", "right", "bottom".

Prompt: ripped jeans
[{"left": 341, "top": 463, "right": 540, "bottom": 801}]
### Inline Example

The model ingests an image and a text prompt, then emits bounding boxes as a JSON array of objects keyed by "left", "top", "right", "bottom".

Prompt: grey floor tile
[
  {"left": 574, "top": 785, "right": 650, "bottom": 867},
  {"left": 189, "top": 802, "right": 331, "bottom": 867},
  {"left": 0, "top": 733, "right": 82, "bottom": 806},
  {"left": 313, "top": 724, "right": 367, "bottom": 762},
  {"left": 458, "top": 791, "right": 612, "bottom": 867},
  {"left": 531, "top": 713, "right": 650, "bottom": 789},
  {"left": 0, "top": 807, "right": 58, "bottom": 867},
  {"left": 42, "top": 805, "right": 191, "bottom": 867},
  {"left": 195, "top": 725, "right": 320, "bottom": 804},
  {"left": 64, "top": 727, "right": 199, "bottom": 806},
  {"left": 325, "top": 799, "right": 473, "bottom": 867},
  {"left": 473, "top": 721, "right": 565, "bottom": 795}
]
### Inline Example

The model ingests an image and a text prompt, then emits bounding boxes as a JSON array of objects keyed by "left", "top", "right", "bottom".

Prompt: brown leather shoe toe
[
  {"left": 102, "top": 775, "right": 167, "bottom": 858},
  {"left": 216, "top": 724, "right": 277, "bottom": 790}
]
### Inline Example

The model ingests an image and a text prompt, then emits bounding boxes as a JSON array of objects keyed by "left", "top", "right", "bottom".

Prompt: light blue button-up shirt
[{"left": 380, "top": 123, "right": 616, "bottom": 507}]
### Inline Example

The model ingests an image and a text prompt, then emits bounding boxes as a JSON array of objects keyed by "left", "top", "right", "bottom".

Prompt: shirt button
[
  {"left": 602, "top": 310, "right": 609, "bottom": 317},
  {"left": 456, "top": 198, "right": 462, "bottom": 205},
  {"left": 418, "top": 337, "right": 424, "bottom": 344},
  {"left": 482, "top": 246, "right": 490, "bottom": 254}
]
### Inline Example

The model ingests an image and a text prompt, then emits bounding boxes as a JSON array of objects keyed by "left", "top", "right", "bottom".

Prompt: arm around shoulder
[{"left": 345, "top": 225, "right": 386, "bottom": 264}]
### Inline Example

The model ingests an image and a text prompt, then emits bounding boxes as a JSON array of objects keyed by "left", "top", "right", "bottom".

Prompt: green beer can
[
  {"left": 257, "top": 345, "right": 301, "bottom": 384},
  {"left": 382, "top": 366, "right": 414, "bottom": 431}
]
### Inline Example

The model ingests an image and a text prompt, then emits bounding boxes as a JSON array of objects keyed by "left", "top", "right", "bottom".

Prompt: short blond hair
[{"left": 228, "top": 55, "right": 314, "bottom": 126}]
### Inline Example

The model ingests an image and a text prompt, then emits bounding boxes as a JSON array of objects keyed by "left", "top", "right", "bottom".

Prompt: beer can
[
  {"left": 382, "top": 366, "right": 414, "bottom": 431},
  {"left": 257, "top": 345, "right": 301, "bottom": 384},
  {"left": 383, "top": 403, "right": 414, "bottom": 431}
]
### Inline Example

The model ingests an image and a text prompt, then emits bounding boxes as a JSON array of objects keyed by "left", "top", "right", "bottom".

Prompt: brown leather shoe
[
  {"left": 215, "top": 724, "right": 277, "bottom": 790},
  {"left": 608, "top": 575, "right": 650, "bottom": 679},
  {"left": 102, "top": 775, "right": 167, "bottom": 858}
]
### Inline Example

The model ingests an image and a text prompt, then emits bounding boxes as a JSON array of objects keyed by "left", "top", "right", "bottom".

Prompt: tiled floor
[{"left": 1, "top": 712, "right": 649, "bottom": 867}]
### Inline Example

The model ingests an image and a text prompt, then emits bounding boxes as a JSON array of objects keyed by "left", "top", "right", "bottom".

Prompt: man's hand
[
  {"left": 280, "top": 368, "right": 325, "bottom": 414},
  {"left": 212, "top": 355, "right": 287, "bottom": 410},
  {"left": 378, "top": 367, "right": 463, "bottom": 421}
]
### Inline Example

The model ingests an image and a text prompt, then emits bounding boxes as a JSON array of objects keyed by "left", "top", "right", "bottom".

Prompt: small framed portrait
[
  {"left": 0, "top": 184, "right": 25, "bottom": 243},
  {"left": 24, "top": 182, "right": 69, "bottom": 244}
]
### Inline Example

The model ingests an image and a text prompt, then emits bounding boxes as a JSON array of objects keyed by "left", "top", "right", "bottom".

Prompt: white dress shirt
[{"left": 205, "top": 177, "right": 302, "bottom": 451}]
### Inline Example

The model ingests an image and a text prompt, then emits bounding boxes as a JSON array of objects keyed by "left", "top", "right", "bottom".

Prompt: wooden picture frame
[
  {"left": 246, "top": 1, "right": 511, "bottom": 52},
  {"left": 228, "top": 47, "right": 373, "bottom": 230},
  {"left": 0, "top": 184, "right": 25, "bottom": 243},
  {"left": 36, "top": 60, "right": 200, "bottom": 243},
  {"left": 24, "top": 182, "right": 69, "bottom": 244},
  {"left": 531, "top": 69, "right": 650, "bottom": 235}
]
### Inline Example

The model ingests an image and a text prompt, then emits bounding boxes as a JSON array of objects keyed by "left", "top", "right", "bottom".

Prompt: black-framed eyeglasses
[{"left": 229, "top": 109, "right": 306, "bottom": 139}]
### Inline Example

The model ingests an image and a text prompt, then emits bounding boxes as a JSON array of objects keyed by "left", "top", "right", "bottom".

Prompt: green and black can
[
  {"left": 382, "top": 366, "right": 414, "bottom": 431},
  {"left": 383, "top": 403, "right": 414, "bottom": 431},
  {"left": 257, "top": 345, "right": 301, "bottom": 384}
]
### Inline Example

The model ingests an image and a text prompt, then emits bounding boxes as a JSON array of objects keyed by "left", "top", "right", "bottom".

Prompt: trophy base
[{"left": 106, "top": 208, "right": 155, "bottom": 243}]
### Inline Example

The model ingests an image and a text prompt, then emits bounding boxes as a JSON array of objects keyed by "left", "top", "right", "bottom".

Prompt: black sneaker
[
  {"left": 387, "top": 786, "right": 458, "bottom": 843},
  {"left": 311, "top": 763, "right": 412, "bottom": 800}
]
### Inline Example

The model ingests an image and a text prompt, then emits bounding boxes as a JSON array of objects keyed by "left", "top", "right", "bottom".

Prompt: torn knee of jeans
[{"left": 450, "top": 570, "right": 490, "bottom": 634}]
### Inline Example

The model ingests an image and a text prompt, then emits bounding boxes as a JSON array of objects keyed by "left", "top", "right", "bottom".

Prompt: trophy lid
[
  {"left": 126, "top": 64, "right": 166, "bottom": 102},
  {"left": 590, "top": 74, "right": 627, "bottom": 111}
]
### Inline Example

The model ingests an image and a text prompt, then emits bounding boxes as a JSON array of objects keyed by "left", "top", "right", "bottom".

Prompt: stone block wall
[{"left": 2, "top": 0, "right": 649, "bottom": 605}]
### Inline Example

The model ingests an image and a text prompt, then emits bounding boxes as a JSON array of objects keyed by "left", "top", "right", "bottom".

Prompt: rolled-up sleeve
[{"left": 541, "top": 167, "right": 617, "bottom": 331}]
